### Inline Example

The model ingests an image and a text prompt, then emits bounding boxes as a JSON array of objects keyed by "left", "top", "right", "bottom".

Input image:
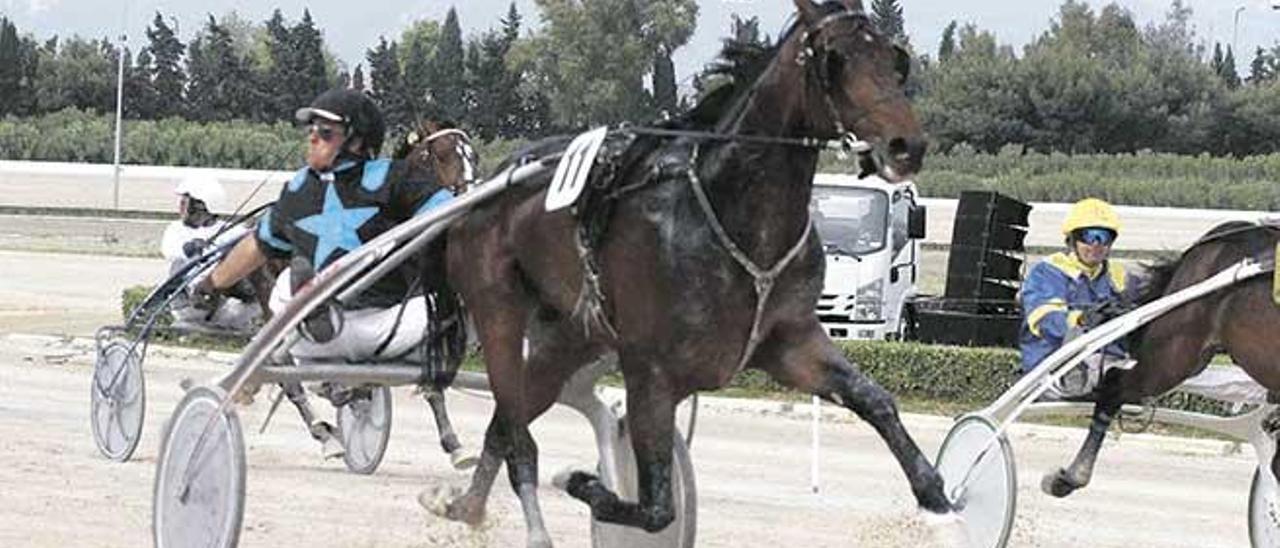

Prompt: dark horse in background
[
  {"left": 431, "top": 1, "right": 962, "bottom": 546},
  {"left": 258, "top": 117, "right": 480, "bottom": 467},
  {"left": 1044, "top": 221, "right": 1280, "bottom": 498}
]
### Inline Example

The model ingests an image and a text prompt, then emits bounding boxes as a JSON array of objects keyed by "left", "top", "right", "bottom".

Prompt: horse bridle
[
  {"left": 624, "top": 9, "right": 889, "bottom": 157},
  {"left": 796, "top": 9, "right": 884, "bottom": 144},
  {"left": 420, "top": 127, "right": 479, "bottom": 189}
]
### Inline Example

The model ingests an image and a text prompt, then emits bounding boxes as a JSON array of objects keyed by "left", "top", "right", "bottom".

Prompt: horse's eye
[
  {"left": 824, "top": 50, "right": 845, "bottom": 88},
  {"left": 893, "top": 45, "right": 911, "bottom": 85}
]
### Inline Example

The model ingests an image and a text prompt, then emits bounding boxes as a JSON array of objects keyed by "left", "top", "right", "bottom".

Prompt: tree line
[
  {"left": 0, "top": 0, "right": 698, "bottom": 145},
  {"left": 4, "top": 0, "right": 1280, "bottom": 159},
  {"left": 916, "top": 0, "right": 1280, "bottom": 156}
]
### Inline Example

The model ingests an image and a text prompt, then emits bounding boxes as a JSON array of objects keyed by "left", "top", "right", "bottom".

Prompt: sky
[{"left": 3, "top": 0, "right": 1279, "bottom": 91}]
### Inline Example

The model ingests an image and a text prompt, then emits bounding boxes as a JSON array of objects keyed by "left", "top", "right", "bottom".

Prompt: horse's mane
[
  {"left": 1134, "top": 221, "right": 1269, "bottom": 307},
  {"left": 679, "top": 1, "right": 850, "bottom": 129}
]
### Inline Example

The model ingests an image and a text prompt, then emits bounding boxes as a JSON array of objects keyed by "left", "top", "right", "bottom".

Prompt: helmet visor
[{"left": 1076, "top": 227, "right": 1116, "bottom": 246}]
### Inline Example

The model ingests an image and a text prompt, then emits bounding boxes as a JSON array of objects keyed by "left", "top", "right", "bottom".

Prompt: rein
[{"left": 626, "top": 126, "right": 869, "bottom": 154}]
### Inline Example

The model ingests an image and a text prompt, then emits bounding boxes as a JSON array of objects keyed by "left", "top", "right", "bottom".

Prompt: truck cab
[{"left": 812, "top": 174, "right": 926, "bottom": 341}]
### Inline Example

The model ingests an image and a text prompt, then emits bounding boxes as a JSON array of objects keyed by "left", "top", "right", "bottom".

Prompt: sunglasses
[
  {"left": 307, "top": 123, "right": 343, "bottom": 142},
  {"left": 1076, "top": 227, "right": 1116, "bottom": 246}
]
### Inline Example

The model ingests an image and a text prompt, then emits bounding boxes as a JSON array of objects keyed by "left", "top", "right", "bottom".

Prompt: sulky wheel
[
  {"left": 152, "top": 385, "right": 246, "bottom": 548},
  {"left": 934, "top": 414, "right": 1017, "bottom": 548},
  {"left": 590, "top": 421, "right": 697, "bottom": 548},
  {"left": 336, "top": 385, "right": 393, "bottom": 475},
  {"left": 1249, "top": 467, "right": 1280, "bottom": 547},
  {"left": 90, "top": 340, "right": 146, "bottom": 462}
]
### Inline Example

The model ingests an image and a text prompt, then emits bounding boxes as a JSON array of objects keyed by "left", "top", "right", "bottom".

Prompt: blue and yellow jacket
[{"left": 1018, "top": 252, "right": 1129, "bottom": 372}]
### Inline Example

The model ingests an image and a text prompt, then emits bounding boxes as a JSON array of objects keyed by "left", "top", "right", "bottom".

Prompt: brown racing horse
[
  {"left": 1044, "top": 221, "right": 1280, "bottom": 497},
  {"left": 433, "top": 1, "right": 961, "bottom": 545}
]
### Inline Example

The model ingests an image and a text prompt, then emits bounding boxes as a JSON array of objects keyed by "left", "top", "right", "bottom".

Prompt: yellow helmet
[{"left": 1061, "top": 198, "right": 1121, "bottom": 235}]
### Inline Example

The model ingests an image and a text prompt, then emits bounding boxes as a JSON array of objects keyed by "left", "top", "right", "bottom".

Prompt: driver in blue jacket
[
  {"left": 1020, "top": 198, "right": 1131, "bottom": 398},
  {"left": 191, "top": 88, "right": 474, "bottom": 467}
]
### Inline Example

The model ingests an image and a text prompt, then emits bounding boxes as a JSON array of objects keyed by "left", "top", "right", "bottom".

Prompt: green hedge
[
  {"left": 120, "top": 287, "right": 1233, "bottom": 416},
  {"left": 0, "top": 109, "right": 302, "bottom": 169},
  {"left": 0, "top": 109, "right": 518, "bottom": 173},
  {"left": 819, "top": 144, "right": 1280, "bottom": 210},
  {"left": 9, "top": 110, "right": 1280, "bottom": 210}
]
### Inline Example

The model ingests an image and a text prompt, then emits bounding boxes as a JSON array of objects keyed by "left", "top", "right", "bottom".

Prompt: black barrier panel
[
  {"left": 955, "top": 190, "right": 1031, "bottom": 227},
  {"left": 914, "top": 308, "right": 1020, "bottom": 348},
  {"left": 946, "top": 245, "right": 1023, "bottom": 282},
  {"left": 950, "top": 215, "right": 1028, "bottom": 251}
]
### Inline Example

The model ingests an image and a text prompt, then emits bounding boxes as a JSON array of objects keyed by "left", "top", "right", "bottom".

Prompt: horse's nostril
[
  {"left": 887, "top": 138, "right": 909, "bottom": 159},
  {"left": 887, "top": 137, "right": 926, "bottom": 164}
]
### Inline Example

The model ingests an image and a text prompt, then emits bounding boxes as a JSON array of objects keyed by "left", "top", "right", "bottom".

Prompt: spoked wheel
[
  {"left": 590, "top": 421, "right": 697, "bottom": 548},
  {"left": 90, "top": 340, "right": 146, "bottom": 461},
  {"left": 337, "top": 385, "right": 393, "bottom": 475},
  {"left": 1249, "top": 467, "right": 1280, "bottom": 547},
  {"left": 934, "top": 414, "right": 1017, "bottom": 548},
  {"left": 153, "top": 385, "right": 246, "bottom": 548}
]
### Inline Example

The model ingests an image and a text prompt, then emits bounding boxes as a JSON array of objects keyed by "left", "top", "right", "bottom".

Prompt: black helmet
[{"left": 295, "top": 88, "right": 386, "bottom": 156}]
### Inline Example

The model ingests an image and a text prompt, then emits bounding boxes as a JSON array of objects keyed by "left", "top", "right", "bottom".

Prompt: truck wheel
[{"left": 897, "top": 305, "right": 918, "bottom": 341}]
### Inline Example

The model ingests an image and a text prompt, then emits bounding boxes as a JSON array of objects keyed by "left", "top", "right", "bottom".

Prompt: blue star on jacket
[{"left": 295, "top": 183, "right": 378, "bottom": 267}]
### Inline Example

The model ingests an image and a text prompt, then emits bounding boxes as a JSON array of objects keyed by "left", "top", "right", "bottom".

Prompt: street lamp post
[
  {"left": 112, "top": 32, "right": 125, "bottom": 211},
  {"left": 1233, "top": 5, "right": 1246, "bottom": 58}
]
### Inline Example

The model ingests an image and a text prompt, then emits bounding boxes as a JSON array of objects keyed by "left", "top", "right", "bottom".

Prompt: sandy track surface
[
  {"left": 0, "top": 249, "right": 1263, "bottom": 547},
  {"left": 0, "top": 333, "right": 1260, "bottom": 548}
]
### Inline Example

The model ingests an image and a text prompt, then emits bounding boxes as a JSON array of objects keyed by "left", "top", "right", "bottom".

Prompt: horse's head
[
  {"left": 790, "top": 0, "right": 923, "bottom": 181},
  {"left": 402, "top": 120, "right": 479, "bottom": 193}
]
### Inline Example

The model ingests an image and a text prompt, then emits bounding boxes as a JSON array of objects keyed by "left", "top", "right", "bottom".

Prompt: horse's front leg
[
  {"left": 560, "top": 354, "right": 678, "bottom": 533},
  {"left": 754, "top": 318, "right": 952, "bottom": 513},
  {"left": 1041, "top": 368, "right": 1126, "bottom": 497},
  {"left": 750, "top": 317, "right": 965, "bottom": 544},
  {"left": 1047, "top": 324, "right": 1209, "bottom": 497}
]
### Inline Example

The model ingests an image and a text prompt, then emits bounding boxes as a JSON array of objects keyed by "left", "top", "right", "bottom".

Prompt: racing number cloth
[
  {"left": 257, "top": 158, "right": 453, "bottom": 309},
  {"left": 1019, "top": 251, "right": 1129, "bottom": 372}
]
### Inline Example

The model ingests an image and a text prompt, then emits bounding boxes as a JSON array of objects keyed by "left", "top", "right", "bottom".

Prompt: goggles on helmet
[{"left": 1075, "top": 227, "right": 1116, "bottom": 246}]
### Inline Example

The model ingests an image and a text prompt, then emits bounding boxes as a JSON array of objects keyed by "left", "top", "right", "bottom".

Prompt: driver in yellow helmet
[{"left": 1019, "top": 198, "right": 1131, "bottom": 398}]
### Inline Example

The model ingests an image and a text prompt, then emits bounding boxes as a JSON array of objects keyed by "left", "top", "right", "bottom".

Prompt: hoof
[
  {"left": 321, "top": 438, "right": 345, "bottom": 460},
  {"left": 1040, "top": 469, "right": 1079, "bottom": 498},
  {"left": 920, "top": 510, "right": 970, "bottom": 548},
  {"left": 419, "top": 485, "right": 483, "bottom": 526},
  {"left": 449, "top": 448, "right": 480, "bottom": 471},
  {"left": 528, "top": 531, "right": 554, "bottom": 548},
  {"left": 550, "top": 467, "right": 578, "bottom": 491},
  {"left": 418, "top": 485, "right": 457, "bottom": 518}
]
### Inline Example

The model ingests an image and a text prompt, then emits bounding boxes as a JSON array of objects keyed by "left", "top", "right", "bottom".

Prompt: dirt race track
[{"left": 0, "top": 249, "right": 1264, "bottom": 547}]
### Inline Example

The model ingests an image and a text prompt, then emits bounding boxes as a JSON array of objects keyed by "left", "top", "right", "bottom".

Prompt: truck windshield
[{"left": 812, "top": 187, "right": 889, "bottom": 256}]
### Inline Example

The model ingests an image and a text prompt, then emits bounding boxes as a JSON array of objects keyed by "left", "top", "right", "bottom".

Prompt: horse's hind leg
[
  {"left": 750, "top": 319, "right": 952, "bottom": 515},
  {"left": 280, "top": 381, "right": 342, "bottom": 457},
  {"left": 422, "top": 387, "right": 478, "bottom": 469},
  {"left": 498, "top": 316, "right": 602, "bottom": 546}
]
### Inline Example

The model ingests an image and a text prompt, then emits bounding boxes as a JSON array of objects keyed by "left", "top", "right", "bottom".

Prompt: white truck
[{"left": 812, "top": 173, "right": 926, "bottom": 341}]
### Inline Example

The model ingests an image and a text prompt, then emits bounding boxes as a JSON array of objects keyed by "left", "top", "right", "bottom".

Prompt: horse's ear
[
  {"left": 841, "top": 0, "right": 865, "bottom": 13},
  {"left": 793, "top": 0, "right": 820, "bottom": 24}
]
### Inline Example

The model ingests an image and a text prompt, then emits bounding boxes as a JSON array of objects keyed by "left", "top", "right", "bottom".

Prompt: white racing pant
[
  {"left": 169, "top": 259, "right": 261, "bottom": 332},
  {"left": 269, "top": 268, "right": 427, "bottom": 362},
  {"left": 1054, "top": 354, "right": 1268, "bottom": 405}
]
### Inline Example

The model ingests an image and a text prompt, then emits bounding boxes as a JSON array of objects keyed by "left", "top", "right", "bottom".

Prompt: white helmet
[{"left": 174, "top": 175, "right": 227, "bottom": 212}]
